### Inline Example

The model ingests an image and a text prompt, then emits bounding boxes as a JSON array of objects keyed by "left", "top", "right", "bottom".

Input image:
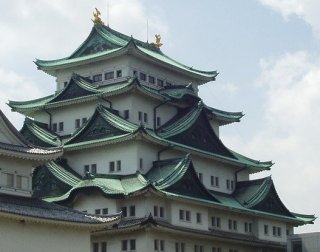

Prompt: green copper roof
[
  {"left": 41, "top": 157, "right": 315, "bottom": 225},
  {"left": 61, "top": 104, "right": 271, "bottom": 171},
  {"left": 146, "top": 154, "right": 219, "bottom": 202},
  {"left": 20, "top": 118, "right": 62, "bottom": 147},
  {"left": 234, "top": 177, "right": 295, "bottom": 218},
  {"left": 35, "top": 24, "right": 217, "bottom": 81},
  {"left": 204, "top": 105, "right": 244, "bottom": 125}
]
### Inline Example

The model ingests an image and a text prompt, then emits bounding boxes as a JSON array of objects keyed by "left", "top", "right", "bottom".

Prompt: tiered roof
[
  {"left": 20, "top": 104, "right": 268, "bottom": 172},
  {"left": 0, "top": 110, "right": 62, "bottom": 160},
  {"left": 35, "top": 24, "right": 218, "bottom": 83},
  {"left": 0, "top": 193, "right": 120, "bottom": 228},
  {"left": 8, "top": 74, "right": 243, "bottom": 126},
  {"left": 38, "top": 155, "right": 314, "bottom": 225}
]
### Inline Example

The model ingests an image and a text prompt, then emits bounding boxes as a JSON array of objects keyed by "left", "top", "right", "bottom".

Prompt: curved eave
[
  {"left": 0, "top": 148, "right": 62, "bottom": 161},
  {"left": 35, "top": 41, "right": 217, "bottom": 82},
  {"left": 291, "top": 212, "right": 316, "bottom": 224},
  {"left": 0, "top": 210, "right": 121, "bottom": 229},
  {"left": 24, "top": 121, "right": 61, "bottom": 147},
  {"left": 134, "top": 46, "right": 217, "bottom": 83}
]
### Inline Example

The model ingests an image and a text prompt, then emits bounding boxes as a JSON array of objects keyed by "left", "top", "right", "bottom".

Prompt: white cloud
[
  {"left": 225, "top": 51, "right": 320, "bottom": 232},
  {"left": 0, "top": 68, "right": 45, "bottom": 128},
  {"left": 259, "top": 0, "right": 320, "bottom": 37}
]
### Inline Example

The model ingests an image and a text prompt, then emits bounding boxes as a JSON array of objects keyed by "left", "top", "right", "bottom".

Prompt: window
[
  {"left": 149, "top": 75, "right": 155, "bottom": 84},
  {"left": 160, "top": 240, "right": 164, "bottom": 251},
  {"left": 186, "top": 210, "right": 191, "bottom": 221},
  {"left": 231, "top": 180, "right": 234, "bottom": 190},
  {"left": 264, "top": 225, "right": 269, "bottom": 235},
  {"left": 121, "top": 206, "right": 127, "bottom": 217},
  {"left": 139, "top": 158, "right": 143, "bottom": 169},
  {"left": 244, "top": 222, "right": 252, "bottom": 233},
  {"left": 273, "top": 226, "right": 277, "bottom": 236},
  {"left": 277, "top": 227, "right": 282, "bottom": 237},
  {"left": 143, "top": 113, "right": 148, "bottom": 123},
  {"left": 138, "top": 111, "right": 143, "bottom": 121},
  {"left": 194, "top": 245, "right": 204, "bottom": 252},
  {"left": 52, "top": 123, "right": 57, "bottom": 132},
  {"left": 140, "top": 72, "right": 146, "bottom": 81},
  {"left": 129, "top": 239, "right": 136, "bottom": 250},
  {"left": 75, "top": 119, "right": 81, "bottom": 128},
  {"left": 129, "top": 205, "right": 135, "bottom": 216},
  {"left": 105, "top": 71, "right": 114, "bottom": 80},
  {"left": 212, "top": 247, "right": 222, "bottom": 252},
  {"left": 117, "top": 160, "right": 121, "bottom": 171},
  {"left": 211, "top": 216, "right": 221, "bottom": 228},
  {"left": 122, "top": 240, "right": 128, "bottom": 251},
  {"left": 155, "top": 240, "right": 164, "bottom": 251},
  {"left": 226, "top": 179, "right": 230, "bottom": 189},
  {"left": 154, "top": 206, "right": 158, "bottom": 217},
  {"left": 154, "top": 240, "right": 159, "bottom": 251},
  {"left": 233, "top": 220, "right": 237, "bottom": 230},
  {"left": 124, "top": 110, "right": 130, "bottom": 119},
  {"left": 5, "top": 173, "right": 14, "bottom": 188},
  {"left": 109, "top": 161, "right": 115, "bottom": 172},
  {"left": 159, "top": 207, "right": 164, "bottom": 218},
  {"left": 91, "top": 164, "right": 97, "bottom": 174},
  {"left": 157, "top": 79, "right": 164, "bottom": 87},
  {"left": 196, "top": 212, "right": 202, "bottom": 224},
  {"left": 93, "top": 243, "right": 99, "bottom": 252},
  {"left": 95, "top": 209, "right": 101, "bottom": 215},
  {"left": 64, "top": 81, "right": 68, "bottom": 87},
  {"left": 58, "top": 122, "right": 64, "bottom": 132},
  {"left": 179, "top": 210, "right": 184, "bottom": 220},
  {"left": 93, "top": 74, "right": 102, "bottom": 82},
  {"left": 84, "top": 165, "right": 90, "bottom": 173},
  {"left": 175, "top": 242, "right": 185, "bottom": 252},
  {"left": 210, "top": 176, "right": 220, "bottom": 187},
  {"left": 156, "top": 117, "right": 161, "bottom": 127},
  {"left": 101, "top": 242, "right": 107, "bottom": 252},
  {"left": 228, "top": 219, "right": 237, "bottom": 231},
  {"left": 102, "top": 208, "right": 108, "bottom": 215},
  {"left": 198, "top": 173, "right": 203, "bottom": 182},
  {"left": 116, "top": 70, "right": 122, "bottom": 78},
  {"left": 82, "top": 117, "right": 87, "bottom": 125}
]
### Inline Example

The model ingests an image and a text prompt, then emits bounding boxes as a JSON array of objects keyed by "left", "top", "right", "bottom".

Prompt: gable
[
  {"left": 168, "top": 111, "right": 234, "bottom": 158},
  {"left": 0, "top": 112, "right": 25, "bottom": 146},
  {"left": 164, "top": 166, "right": 218, "bottom": 202},
  {"left": 49, "top": 79, "right": 96, "bottom": 103},
  {"left": 67, "top": 109, "right": 127, "bottom": 144},
  {"left": 251, "top": 184, "right": 294, "bottom": 218}
]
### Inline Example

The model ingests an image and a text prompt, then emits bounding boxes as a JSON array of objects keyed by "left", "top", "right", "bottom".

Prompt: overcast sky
[{"left": 0, "top": 0, "right": 319, "bottom": 233}]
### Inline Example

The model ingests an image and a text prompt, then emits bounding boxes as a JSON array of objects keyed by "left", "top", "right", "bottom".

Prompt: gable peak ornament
[
  {"left": 154, "top": 34, "right": 163, "bottom": 48},
  {"left": 92, "top": 8, "right": 104, "bottom": 25}
]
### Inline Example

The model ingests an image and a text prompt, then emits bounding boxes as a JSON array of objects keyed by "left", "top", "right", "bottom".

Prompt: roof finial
[
  {"left": 154, "top": 34, "right": 163, "bottom": 48},
  {"left": 92, "top": 8, "right": 104, "bottom": 25}
]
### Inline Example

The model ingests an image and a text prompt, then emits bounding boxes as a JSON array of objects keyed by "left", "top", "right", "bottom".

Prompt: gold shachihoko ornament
[
  {"left": 154, "top": 34, "right": 163, "bottom": 48},
  {"left": 92, "top": 8, "right": 104, "bottom": 25}
]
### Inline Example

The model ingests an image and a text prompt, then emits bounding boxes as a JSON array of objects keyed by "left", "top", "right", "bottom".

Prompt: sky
[{"left": 0, "top": 0, "right": 319, "bottom": 233}]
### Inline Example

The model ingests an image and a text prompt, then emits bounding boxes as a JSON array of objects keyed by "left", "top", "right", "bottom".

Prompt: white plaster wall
[
  {"left": 128, "top": 56, "right": 201, "bottom": 87},
  {"left": 192, "top": 155, "right": 238, "bottom": 194},
  {"left": 72, "top": 191, "right": 118, "bottom": 215},
  {"left": 257, "top": 218, "right": 288, "bottom": 243},
  {"left": 169, "top": 201, "right": 208, "bottom": 231},
  {"left": 136, "top": 141, "right": 159, "bottom": 173},
  {"left": 0, "top": 217, "right": 91, "bottom": 252},
  {"left": 65, "top": 141, "right": 138, "bottom": 175},
  {"left": 0, "top": 156, "right": 33, "bottom": 196},
  {"left": 56, "top": 56, "right": 130, "bottom": 90}
]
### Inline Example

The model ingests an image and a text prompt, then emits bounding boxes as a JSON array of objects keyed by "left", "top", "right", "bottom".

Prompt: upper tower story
[{"left": 35, "top": 19, "right": 217, "bottom": 93}]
